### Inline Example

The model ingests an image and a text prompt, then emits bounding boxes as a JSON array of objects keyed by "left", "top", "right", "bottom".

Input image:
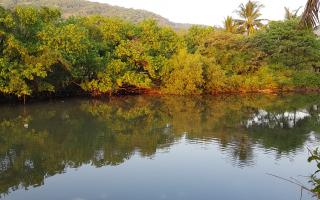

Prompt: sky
[{"left": 89, "top": 0, "right": 307, "bottom": 26}]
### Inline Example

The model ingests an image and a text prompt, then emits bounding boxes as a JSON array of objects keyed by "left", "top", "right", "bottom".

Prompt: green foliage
[
  {"left": 82, "top": 16, "right": 135, "bottom": 52},
  {"left": 204, "top": 62, "right": 227, "bottom": 93},
  {"left": 0, "top": 7, "right": 62, "bottom": 97},
  {"left": 235, "top": 1, "right": 264, "bottom": 35},
  {"left": 163, "top": 49, "right": 204, "bottom": 95},
  {"left": 137, "top": 20, "right": 180, "bottom": 80},
  {"left": 0, "top": 6, "right": 320, "bottom": 99},
  {"left": 81, "top": 59, "right": 152, "bottom": 95},
  {"left": 184, "top": 25, "right": 215, "bottom": 53},
  {"left": 224, "top": 16, "right": 240, "bottom": 34},
  {"left": 39, "top": 22, "right": 100, "bottom": 80},
  {"left": 292, "top": 70, "right": 320, "bottom": 88},
  {"left": 80, "top": 19, "right": 179, "bottom": 95},
  {"left": 308, "top": 148, "right": 320, "bottom": 196},
  {"left": 199, "top": 31, "right": 265, "bottom": 75},
  {"left": 251, "top": 19, "right": 320, "bottom": 70}
]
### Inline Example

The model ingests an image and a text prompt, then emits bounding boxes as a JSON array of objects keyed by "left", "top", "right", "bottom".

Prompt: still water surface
[{"left": 1, "top": 94, "right": 320, "bottom": 200}]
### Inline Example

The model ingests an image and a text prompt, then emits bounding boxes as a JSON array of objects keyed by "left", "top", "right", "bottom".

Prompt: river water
[{"left": 0, "top": 94, "right": 320, "bottom": 200}]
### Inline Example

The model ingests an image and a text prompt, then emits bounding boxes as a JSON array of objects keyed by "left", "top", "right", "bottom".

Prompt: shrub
[
  {"left": 162, "top": 49, "right": 204, "bottom": 95},
  {"left": 204, "top": 63, "right": 227, "bottom": 93},
  {"left": 250, "top": 19, "right": 320, "bottom": 71},
  {"left": 292, "top": 71, "right": 320, "bottom": 88}
]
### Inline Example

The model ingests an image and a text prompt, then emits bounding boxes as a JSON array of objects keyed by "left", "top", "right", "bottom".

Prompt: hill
[{"left": 0, "top": 0, "right": 193, "bottom": 29}]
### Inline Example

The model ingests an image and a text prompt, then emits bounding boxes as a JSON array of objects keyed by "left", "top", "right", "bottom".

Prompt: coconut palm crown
[
  {"left": 235, "top": 1, "right": 264, "bottom": 35},
  {"left": 224, "top": 16, "right": 238, "bottom": 33}
]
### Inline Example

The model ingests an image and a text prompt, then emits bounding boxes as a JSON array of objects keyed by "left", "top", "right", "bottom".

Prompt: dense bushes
[
  {"left": 0, "top": 6, "right": 320, "bottom": 99},
  {"left": 251, "top": 19, "right": 320, "bottom": 71},
  {"left": 163, "top": 49, "right": 204, "bottom": 94},
  {"left": 293, "top": 71, "right": 320, "bottom": 88}
]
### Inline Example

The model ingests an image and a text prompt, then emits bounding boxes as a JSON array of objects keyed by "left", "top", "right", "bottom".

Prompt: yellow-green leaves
[
  {"left": 14, "top": 6, "right": 38, "bottom": 26},
  {"left": 39, "top": 24, "right": 90, "bottom": 64},
  {"left": 0, "top": 7, "right": 68, "bottom": 98},
  {"left": 0, "top": 14, "right": 15, "bottom": 29},
  {"left": 163, "top": 49, "right": 204, "bottom": 95},
  {"left": 1, "top": 5, "right": 320, "bottom": 99},
  {"left": 250, "top": 19, "right": 320, "bottom": 70},
  {"left": 235, "top": 1, "right": 265, "bottom": 35}
]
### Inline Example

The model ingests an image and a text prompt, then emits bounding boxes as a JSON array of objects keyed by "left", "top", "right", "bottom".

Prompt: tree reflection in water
[{"left": 0, "top": 94, "right": 320, "bottom": 197}]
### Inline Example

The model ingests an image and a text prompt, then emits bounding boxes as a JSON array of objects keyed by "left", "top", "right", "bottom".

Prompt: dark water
[{"left": 1, "top": 94, "right": 320, "bottom": 200}]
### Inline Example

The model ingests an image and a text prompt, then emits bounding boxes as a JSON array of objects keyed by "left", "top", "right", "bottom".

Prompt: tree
[
  {"left": 250, "top": 19, "right": 320, "bottom": 70},
  {"left": 224, "top": 16, "right": 239, "bottom": 33},
  {"left": 235, "top": 1, "right": 264, "bottom": 35},
  {"left": 184, "top": 25, "right": 215, "bottom": 53},
  {"left": 81, "top": 59, "right": 152, "bottom": 96},
  {"left": 137, "top": 20, "right": 180, "bottom": 82},
  {"left": 198, "top": 31, "right": 265, "bottom": 75},
  {"left": 0, "top": 6, "right": 63, "bottom": 99},
  {"left": 38, "top": 22, "right": 101, "bottom": 85},
  {"left": 301, "top": 0, "right": 320, "bottom": 28},
  {"left": 162, "top": 49, "right": 204, "bottom": 95}
]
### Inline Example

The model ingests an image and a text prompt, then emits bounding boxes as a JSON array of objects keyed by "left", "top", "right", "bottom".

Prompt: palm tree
[
  {"left": 224, "top": 16, "right": 238, "bottom": 33},
  {"left": 301, "top": 0, "right": 320, "bottom": 28},
  {"left": 235, "top": 1, "right": 264, "bottom": 35},
  {"left": 284, "top": 7, "right": 301, "bottom": 20}
]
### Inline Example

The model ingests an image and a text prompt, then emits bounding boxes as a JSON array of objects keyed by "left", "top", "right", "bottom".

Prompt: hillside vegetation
[{"left": 0, "top": 0, "right": 192, "bottom": 29}]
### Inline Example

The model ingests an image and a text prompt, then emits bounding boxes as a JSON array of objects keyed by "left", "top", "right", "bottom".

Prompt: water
[{"left": 0, "top": 94, "right": 320, "bottom": 200}]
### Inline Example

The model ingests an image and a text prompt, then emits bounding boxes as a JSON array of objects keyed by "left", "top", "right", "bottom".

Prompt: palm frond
[
  {"left": 234, "top": 1, "right": 264, "bottom": 35},
  {"left": 285, "top": 7, "right": 302, "bottom": 20},
  {"left": 294, "top": 7, "right": 302, "bottom": 17}
]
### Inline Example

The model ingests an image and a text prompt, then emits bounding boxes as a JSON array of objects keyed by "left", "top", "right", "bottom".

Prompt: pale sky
[{"left": 89, "top": 0, "right": 307, "bottom": 26}]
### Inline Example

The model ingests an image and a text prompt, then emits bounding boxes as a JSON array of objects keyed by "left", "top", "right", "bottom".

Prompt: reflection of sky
[
  {"left": 2, "top": 97, "right": 320, "bottom": 200},
  {"left": 246, "top": 109, "right": 311, "bottom": 129},
  {"left": 5, "top": 136, "right": 318, "bottom": 200}
]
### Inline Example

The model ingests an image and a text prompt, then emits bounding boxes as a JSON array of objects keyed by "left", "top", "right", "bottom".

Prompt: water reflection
[{"left": 0, "top": 94, "right": 320, "bottom": 198}]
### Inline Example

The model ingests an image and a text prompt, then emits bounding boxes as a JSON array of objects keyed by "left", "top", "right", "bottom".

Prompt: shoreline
[{"left": 1, "top": 87, "right": 320, "bottom": 104}]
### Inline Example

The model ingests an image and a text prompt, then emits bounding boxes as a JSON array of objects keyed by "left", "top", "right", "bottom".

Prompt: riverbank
[{"left": 2, "top": 87, "right": 320, "bottom": 104}]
